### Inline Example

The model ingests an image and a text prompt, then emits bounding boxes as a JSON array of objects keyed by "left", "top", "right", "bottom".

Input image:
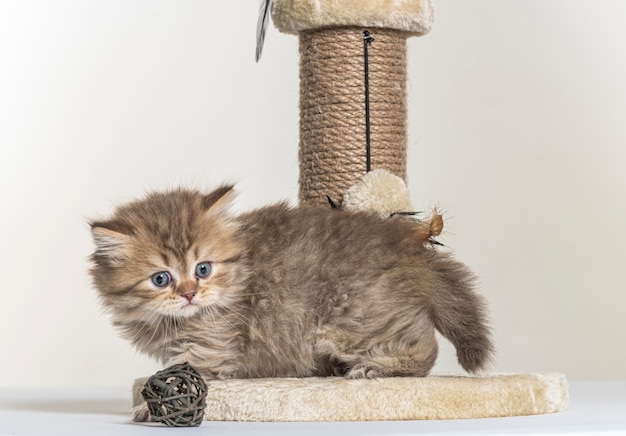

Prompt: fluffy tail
[{"left": 428, "top": 254, "right": 494, "bottom": 373}]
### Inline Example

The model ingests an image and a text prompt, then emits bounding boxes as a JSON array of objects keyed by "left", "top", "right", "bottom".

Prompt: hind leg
[
  {"left": 344, "top": 339, "right": 439, "bottom": 379},
  {"left": 315, "top": 334, "right": 439, "bottom": 379},
  {"left": 315, "top": 302, "right": 441, "bottom": 378}
]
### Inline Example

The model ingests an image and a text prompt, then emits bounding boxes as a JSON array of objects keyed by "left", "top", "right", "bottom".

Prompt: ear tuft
[
  {"left": 202, "top": 184, "right": 236, "bottom": 214},
  {"left": 91, "top": 226, "right": 130, "bottom": 259}
]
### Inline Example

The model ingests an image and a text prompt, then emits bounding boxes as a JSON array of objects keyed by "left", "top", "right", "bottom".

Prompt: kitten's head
[{"left": 89, "top": 185, "right": 247, "bottom": 325}]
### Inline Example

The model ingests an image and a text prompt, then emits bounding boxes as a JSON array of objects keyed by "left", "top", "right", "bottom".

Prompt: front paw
[{"left": 132, "top": 404, "right": 153, "bottom": 422}]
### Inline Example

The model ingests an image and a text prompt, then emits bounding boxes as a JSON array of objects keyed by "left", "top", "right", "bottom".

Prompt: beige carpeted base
[{"left": 132, "top": 373, "right": 568, "bottom": 422}]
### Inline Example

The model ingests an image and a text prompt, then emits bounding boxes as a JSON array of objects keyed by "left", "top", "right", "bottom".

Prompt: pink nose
[
  {"left": 177, "top": 280, "right": 198, "bottom": 302},
  {"left": 182, "top": 291, "right": 196, "bottom": 302}
]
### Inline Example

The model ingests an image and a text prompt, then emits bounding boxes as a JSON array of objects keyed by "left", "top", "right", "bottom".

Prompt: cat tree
[{"left": 133, "top": 0, "right": 568, "bottom": 422}]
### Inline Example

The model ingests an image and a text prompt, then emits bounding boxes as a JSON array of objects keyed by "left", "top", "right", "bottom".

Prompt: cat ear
[
  {"left": 90, "top": 225, "right": 130, "bottom": 259},
  {"left": 202, "top": 184, "right": 236, "bottom": 215}
]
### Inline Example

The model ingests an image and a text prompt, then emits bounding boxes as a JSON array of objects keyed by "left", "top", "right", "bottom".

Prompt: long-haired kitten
[{"left": 90, "top": 185, "right": 493, "bottom": 419}]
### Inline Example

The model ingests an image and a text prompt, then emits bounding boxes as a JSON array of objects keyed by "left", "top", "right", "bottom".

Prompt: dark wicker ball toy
[{"left": 141, "top": 362, "right": 208, "bottom": 427}]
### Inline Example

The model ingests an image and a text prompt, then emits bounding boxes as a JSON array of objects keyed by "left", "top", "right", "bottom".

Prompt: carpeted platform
[{"left": 132, "top": 373, "right": 568, "bottom": 422}]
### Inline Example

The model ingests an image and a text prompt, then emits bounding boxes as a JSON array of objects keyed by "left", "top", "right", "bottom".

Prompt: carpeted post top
[{"left": 271, "top": 0, "right": 435, "bottom": 35}]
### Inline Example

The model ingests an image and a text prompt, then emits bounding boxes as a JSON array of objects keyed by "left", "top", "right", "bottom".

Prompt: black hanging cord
[{"left": 363, "top": 30, "right": 374, "bottom": 173}]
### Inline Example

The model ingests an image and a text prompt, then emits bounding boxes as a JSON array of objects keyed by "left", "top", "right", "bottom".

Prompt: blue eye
[
  {"left": 151, "top": 271, "right": 171, "bottom": 288},
  {"left": 195, "top": 262, "right": 212, "bottom": 278}
]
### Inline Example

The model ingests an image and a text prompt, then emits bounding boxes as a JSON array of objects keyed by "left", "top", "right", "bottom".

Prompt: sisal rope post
[
  {"left": 270, "top": 0, "right": 435, "bottom": 206},
  {"left": 299, "top": 28, "right": 408, "bottom": 205}
]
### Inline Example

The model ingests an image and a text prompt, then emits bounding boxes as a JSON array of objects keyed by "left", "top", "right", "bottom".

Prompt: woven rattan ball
[{"left": 141, "top": 362, "right": 208, "bottom": 427}]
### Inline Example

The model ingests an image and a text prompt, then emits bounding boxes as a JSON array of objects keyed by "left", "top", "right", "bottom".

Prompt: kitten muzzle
[{"left": 177, "top": 280, "right": 198, "bottom": 303}]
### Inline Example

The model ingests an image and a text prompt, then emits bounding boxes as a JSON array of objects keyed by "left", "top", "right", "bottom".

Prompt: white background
[{"left": 0, "top": 1, "right": 624, "bottom": 387}]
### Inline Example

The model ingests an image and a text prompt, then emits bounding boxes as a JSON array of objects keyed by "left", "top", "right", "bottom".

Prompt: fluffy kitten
[{"left": 90, "top": 186, "right": 493, "bottom": 412}]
